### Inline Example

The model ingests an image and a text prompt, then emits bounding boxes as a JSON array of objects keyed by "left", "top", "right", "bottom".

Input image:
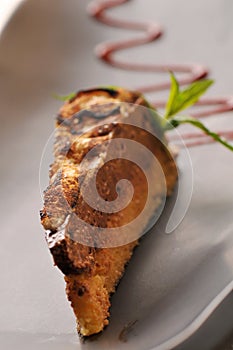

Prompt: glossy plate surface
[{"left": 0, "top": 1, "right": 233, "bottom": 349}]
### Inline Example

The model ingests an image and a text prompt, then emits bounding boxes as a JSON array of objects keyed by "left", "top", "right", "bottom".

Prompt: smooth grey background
[{"left": 0, "top": 1, "right": 233, "bottom": 349}]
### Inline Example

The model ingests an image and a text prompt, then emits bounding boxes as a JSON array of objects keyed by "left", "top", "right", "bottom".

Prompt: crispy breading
[{"left": 41, "top": 87, "right": 178, "bottom": 336}]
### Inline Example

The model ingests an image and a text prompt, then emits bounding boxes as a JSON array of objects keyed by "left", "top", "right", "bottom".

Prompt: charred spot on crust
[
  {"left": 66, "top": 88, "right": 119, "bottom": 105},
  {"left": 67, "top": 88, "right": 119, "bottom": 104},
  {"left": 40, "top": 209, "right": 46, "bottom": 220},
  {"left": 56, "top": 114, "right": 71, "bottom": 126},
  {"left": 73, "top": 104, "right": 120, "bottom": 120},
  {"left": 77, "top": 286, "right": 87, "bottom": 297},
  {"left": 57, "top": 104, "right": 120, "bottom": 128},
  {"left": 49, "top": 241, "right": 88, "bottom": 276},
  {"left": 78, "top": 87, "right": 119, "bottom": 98}
]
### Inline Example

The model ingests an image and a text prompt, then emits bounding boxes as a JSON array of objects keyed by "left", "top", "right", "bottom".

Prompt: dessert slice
[{"left": 40, "top": 87, "right": 178, "bottom": 336}]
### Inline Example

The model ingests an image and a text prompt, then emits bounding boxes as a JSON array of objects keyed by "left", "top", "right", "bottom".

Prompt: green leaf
[
  {"left": 170, "top": 115, "right": 233, "bottom": 151},
  {"left": 52, "top": 92, "right": 76, "bottom": 101},
  {"left": 165, "top": 73, "right": 214, "bottom": 119},
  {"left": 165, "top": 72, "right": 179, "bottom": 118}
]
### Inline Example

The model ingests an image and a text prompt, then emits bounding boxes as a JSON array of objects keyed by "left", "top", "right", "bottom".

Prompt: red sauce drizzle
[{"left": 88, "top": 0, "right": 233, "bottom": 147}]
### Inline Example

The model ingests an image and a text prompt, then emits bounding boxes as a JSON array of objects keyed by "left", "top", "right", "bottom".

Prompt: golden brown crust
[{"left": 41, "top": 87, "right": 178, "bottom": 336}]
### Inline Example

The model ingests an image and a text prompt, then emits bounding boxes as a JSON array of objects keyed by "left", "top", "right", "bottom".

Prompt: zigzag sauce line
[{"left": 88, "top": 0, "right": 233, "bottom": 147}]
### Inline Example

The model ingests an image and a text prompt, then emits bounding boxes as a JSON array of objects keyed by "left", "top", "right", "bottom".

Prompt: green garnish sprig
[{"left": 164, "top": 73, "right": 233, "bottom": 151}]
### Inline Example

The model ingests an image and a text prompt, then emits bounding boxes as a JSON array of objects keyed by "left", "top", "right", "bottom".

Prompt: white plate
[{"left": 0, "top": 1, "right": 233, "bottom": 349}]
